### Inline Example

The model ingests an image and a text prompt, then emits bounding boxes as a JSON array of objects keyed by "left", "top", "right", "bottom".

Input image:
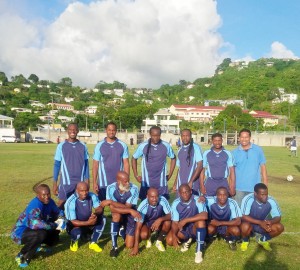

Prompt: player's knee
[
  {"left": 195, "top": 220, "right": 206, "bottom": 228},
  {"left": 140, "top": 231, "right": 149, "bottom": 240},
  {"left": 165, "top": 232, "right": 173, "bottom": 246},
  {"left": 274, "top": 223, "right": 284, "bottom": 234},
  {"left": 240, "top": 222, "right": 251, "bottom": 234},
  {"left": 228, "top": 226, "right": 240, "bottom": 236},
  {"left": 207, "top": 224, "right": 216, "bottom": 235}
]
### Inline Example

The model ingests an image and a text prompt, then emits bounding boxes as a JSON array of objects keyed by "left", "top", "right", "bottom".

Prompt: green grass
[{"left": 0, "top": 143, "right": 299, "bottom": 270}]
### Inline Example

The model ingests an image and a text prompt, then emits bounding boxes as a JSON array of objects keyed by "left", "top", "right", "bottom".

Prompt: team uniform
[
  {"left": 54, "top": 140, "right": 89, "bottom": 200},
  {"left": 93, "top": 138, "right": 129, "bottom": 200},
  {"left": 206, "top": 196, "right": 242, "bottom": 235},
  {"left": 64, "top": 192, "right": 106, "bottom": 243},
  {"left": 137, "top": 196, "right": 171, "bottom": 228},
  {"left": 171, "top": 195, "right": 207, "bottom": 253},
  {"left": 107, "top": 182, "right": 139, "bottom": 247},
  {"left": 11, "top": 197, "right": 61, "bottom": 263},
  {"left": 176, "top": 143, "right": 203, "bottom": 196},
  {"left": 202, "top": 147, "right": 234, "bottom": 196},
  {"left": 241, "top": 193, "right": 281, "bottom": 238},
  {"left": 132, "top": 140, "right": 175, "bottom": 200}
]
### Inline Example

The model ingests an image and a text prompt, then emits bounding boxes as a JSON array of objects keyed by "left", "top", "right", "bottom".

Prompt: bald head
[
  {"left": 116, "top": 171, "right": 130, "bottom": 193},
  {"left": 76, "top": 182, "right": 89, "bottom": 200},
  {"left": 147, "top": 187, "right": 159, "bottom": 206}
]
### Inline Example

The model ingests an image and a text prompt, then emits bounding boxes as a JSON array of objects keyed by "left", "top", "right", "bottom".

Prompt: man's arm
[
  {"left": 130, "top": 221, "right": 143, "bottom": 256},
  {"left": 167, "top": 157, "right": 176, "bottom": 180},
  {"left": 84, "top": 159, "right": 90, "bottom": 186},
  {"left": 151, "top": 213, "right": 171, "bottom": 231},
  {"left": 188, "top": 161, "right": 203, "bottom": 188},
  {"left": 210, "top": 217, "right": 241, "bottom": 227},
  {"left": 261, "top": 164, "right": 268, "bottom": 186},
  {"left": 172, "top": 170, "right": 179, "bottom": 192},
  {"left": 53, "top": 160, "right": 61, "bottom": 196},
  {"left": 123, "top": 158, "right": 130, "bottom": 176},
  {"left": 132, "top": 157, "right": 142, "bottom": 183},
  {"left": 92, "top": 160, "right": 99, "bottom": 193},
  {"left": 228, "top": 166, "right": 236, "bottom": 197},
  {"left": 242, "top": 215, "right": 280, "bottom": 232},
  {"left": 199, "top": 168, "right": 206, "bottom": 195},
  {"left": 178, "top": 212, "right": 208, "bottom": 230},
  {"left": 70, "top": 213, "right": 98, "bottom": 227},
  {"left": 109, "top": 202, "right": 141, "bottom": 220},
  {"left": 171, "top": 221, "right": 180, "bottom": 247}
]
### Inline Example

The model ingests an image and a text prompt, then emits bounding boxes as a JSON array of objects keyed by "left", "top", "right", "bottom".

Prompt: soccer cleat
[
  {"left": 89, "top": 242, "right": 102, "bottom": 253},
  {"left": 110, "top": 247, "right": 118, "bottom": 258},
  {"left": 16, "top": 255, "right": 29, "bottom": 268},
  {"left": 240, "top": 241, "right": 249, "bottom": 252},
  {"left": 227, "top": 240, "right": 237, "bottom": 251},
  {"left": 70, "top": 240, "right": 78, "bottom": 252},
  {"left": 146, "top": 239, "right": 152, "bottom": 248},
  {"left": 36, "top": 246, "right": 51, "bottom": 253},
  {"left": 15, "top": 253, "right": 23, "bottom": 265},
  {"left": 195, "top": 251, "right": 203, "bottom": 264},
  {"left": 180, "top": 238, "right": 192, "bottom": 252},
  {"left": 258, "top": 240, "right": 272, "bottom": 251},
  {"left": 155, "top": 240, "right": 166, "bottom": 252}
]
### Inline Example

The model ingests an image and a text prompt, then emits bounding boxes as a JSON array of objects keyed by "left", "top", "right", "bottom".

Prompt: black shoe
[
  {"left": 110, "top": 247, "right": 118, "bottom": 258},
  {"left": 228, "top": 240, "right": 237, "bottom": 251}
]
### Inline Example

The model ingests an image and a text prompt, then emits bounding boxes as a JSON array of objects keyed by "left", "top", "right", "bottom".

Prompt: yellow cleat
[
  {"left": 70, "top": 240, "right": 78, "bottom": 252},
  {"left": 89, "top": 242, "right": 103, "bottom": 253},
  {"left": 240, "top": 241, "right": 249, "bottom": 252},
  {"left": 258, "top": 240, "right": 272, "bottom": 251}
]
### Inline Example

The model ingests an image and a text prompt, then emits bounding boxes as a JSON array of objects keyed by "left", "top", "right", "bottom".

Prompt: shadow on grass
[
  {"left": 294, "top": 165, "right": 300, "bottom": 172},
  {"left": 243, "top": 243, "right": 288, "bottom": 270}
]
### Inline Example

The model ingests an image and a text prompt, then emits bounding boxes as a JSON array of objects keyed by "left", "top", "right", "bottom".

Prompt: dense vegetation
[{"left": 1, "top": 57, "right": 300, "bottom": 132}]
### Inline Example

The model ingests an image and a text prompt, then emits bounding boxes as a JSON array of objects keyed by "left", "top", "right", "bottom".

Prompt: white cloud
[
  {"left": 0, "top": 0, "right": 223, "bottom": 88},
  {"left": 267, "top": 41, "right": 298, "bottom": 59}
]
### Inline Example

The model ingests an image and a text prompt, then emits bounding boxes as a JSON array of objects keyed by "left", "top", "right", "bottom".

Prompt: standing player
[
  {"left": 173, "top": 129, "right": 203, "bottom": 196},
  {"left": 232, "top": 129, "right": 268, "bottom": 206},
  {"left": 53, "top": 123, "right": 89, "bottom": 209},
  {"left": 290, "top": 136, "right": 297, "bottom": 157},
  {"left": 65, "top": 182, "right": 109, "bottom": 253},
  {"left": 200, "top": 133, "right": 235, "bottom": 197},
  {"left": 93, "top": 122, "right": 129, "bottom": 200},
  {"left": 130, "top": 188, "right": 171, "bottom": 256},
  {"left": 132, "top": 126, "right": 176, "bottom": 200},
  {"left": 166, "top": 184, "right": 207, "bottom": 264},
  {"left": 11, "top": 184, "right": 64, "bottom": 268},
  {"left": 240, "top": 183, "right": 284, "bottom": 252},
  {"left": 206, "top": 187, "right": 242, "bottom": 250},
  {"left": 106, "top": 171, "right": 141, "bottom": 258}
]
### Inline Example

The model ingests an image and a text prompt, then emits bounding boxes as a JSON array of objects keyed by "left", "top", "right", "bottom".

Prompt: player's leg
[
  {"left": 269, "top": 222, "right": 284, "bottom": 238},
  {"left": 124, "top": 219, "right": 136, "bottom": 249},
  {"left": 165, "top": 230, "right": 174, "bottom": 246},
  {"left": 240, "top": 221, "right": 252, "bottom": 251},
  {"left": 193, "top": 221, "right": 206, "bottom": 263},
  {"left": 110, "top": 212, "right": 122, "bottom": 257},
  {"left": 69, "top": 226, "right": 82, "bottom": 252},
  {"left": 225, "top": 225, "right": 240, "bottom": 251},
  {"left": 206, "top": 223, "right": 217, "bottom": 245},
  {"left": 89, "top": 216, "right": 106, "bottom": 252},
  {"left": 154, "top": 220, "right": 171, "bottom": 252}
]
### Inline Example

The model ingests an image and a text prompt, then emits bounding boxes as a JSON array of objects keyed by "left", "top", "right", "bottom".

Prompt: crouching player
[
  {"left": 130, "top": 188, "right": 171, "bottom": 256},
  {"left": 206, "top": 187, "right": 242, "bottom": 250},
  {"left": 106, "top": 171, "right": 141, "bottom": 258},
  {"left": 65, "top": 182, "right": 108, "bottom": 253},
  {"left": 240, "top": 183, "right": 284, "bottom": 252},
  {"left": 166, "top": 184, "right": 207, "bottom": 264},
  {"left": 11, "top": 184, "right": 65, "bottom": 268}
]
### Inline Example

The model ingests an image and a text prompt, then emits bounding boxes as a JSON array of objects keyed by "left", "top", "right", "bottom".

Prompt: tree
[
  {"left": 13, "top": 113, "right": 42, "bottom": 131},
  {"left": 28, "top": 74, "right": 39, "bottom": 83},
  {"left": 0, "top": 71, "right": 8, "bottom": 85},
  {"left": 59, "top": 77, "right": 72, "bottom": 87}
]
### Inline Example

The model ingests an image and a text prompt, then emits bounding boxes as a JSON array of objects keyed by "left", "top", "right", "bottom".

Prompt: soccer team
[{"left": 11, "top": 122, "right": 284, "bottom": 268}]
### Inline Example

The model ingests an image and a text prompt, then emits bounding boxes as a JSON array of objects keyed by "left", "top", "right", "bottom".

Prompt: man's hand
[
  {"left": 173, "top": 235, "right": 181, "bottom": 248},
  {"left": 178, "top": 220, "right": 187, "bottom": 231},
  {"left": 210, "top": 219, "right": 221, "bottom": 227},
  {"left": 88, "top": 213, "right": 97, "bottom": 226},
  {"left": 53, "top": 182, "right": 58, "bottom": 196},
  {"left": 151, "top": 219, "right": 162, "bottom": 231},
  {"left": 229, "top": 187, "right": 236, "bottom": 197},
  {"left": 198, "top": 196, "right": 206, "bottom": 204},
  {"left": 259, "top": 220, "right": 272, "bottom": 232},
  {"left": 172, "top": 185, "right": 177, "bottom": 193},
  {"left": 135, "top": 175, "right": 142, "bottom": 183},
  {"left": 130, "top": 209, "right": 142, "bottom": 221},
  {"left": 93, "top": 184, "right": 99, "bottom": 194},
  {"left": 130, "top": 247, "right": 139, "bottom": 256}
]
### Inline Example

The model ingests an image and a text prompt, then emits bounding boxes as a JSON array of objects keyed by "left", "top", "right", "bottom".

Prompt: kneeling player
[
  {"left": 166, "top": 184, "right": 207, "bottom": 264},
  {"left": 65, "top": 182, "right": 108, "bottom": 252},
  {"left": 106, "top": 171, "right": 141, "bottom": 258},
  {"left": 240, "top": 183, "right": 284, "bottom": 252},
  {"left": 206, "top": 187, "right": 242, "bottom": 250},
  {"left": 130, "top": 188, "right": 171, "bottom": 256}
]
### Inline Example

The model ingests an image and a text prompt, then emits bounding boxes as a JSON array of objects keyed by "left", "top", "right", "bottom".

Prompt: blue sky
[{"left": 0, "top": 0, "right": 299, "bottom": 88}]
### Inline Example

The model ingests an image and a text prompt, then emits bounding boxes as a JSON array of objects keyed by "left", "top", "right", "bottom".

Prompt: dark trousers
[{"left": 20, "top": 228, "right": 59, "bottom": 261}]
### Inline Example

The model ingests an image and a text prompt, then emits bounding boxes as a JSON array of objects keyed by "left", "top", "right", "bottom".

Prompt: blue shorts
[
  {"left": 97, "top": 187, "right": 107, "bottom": 201},
  {"left": 216, "top": 225, "right": 227, "bottom": 236},
  {"left": 180, "top": 223, "right": 195, "bottom": 240},
  {"left": 205, "top": 178, "right": 229, "bottom": 196},
  {"left": 121, "top": 214, "right": 136, "bottom": 236},
  {"left": 58, "top": 183, "right": 77, "bottom": 201}
]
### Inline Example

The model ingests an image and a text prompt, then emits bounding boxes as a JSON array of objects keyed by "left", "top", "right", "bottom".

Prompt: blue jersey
[
  {"left": 11, "top": 197, "right": 60, "bottom": 244},
  {"left": 106, "top": 182, "right": 139, "bottom": 206},
  {"left": 137, "top": 196, "right": 171, "bottom": 223},
  {"left": 232, "top": 143, "right": 266, "bottom": 192},
  {"left": 54, "top": 140, "right": 89, "bottom": 185},
  {"left": 93, "top": 138, "right": 129, "bottom": 188},
  {"left": 65, "top": 192, "right": 100, "bottom": 221},
  {"left": 203, "top": 147, "right": 233, "bottom": 180},
  {"left": 241, "top": 193, "right": 281, "bottom": 220},
  {"left": 133, "top": 140, "right": 175, "bottom": 189},
  {"left": 176, "top": 143, "right": 203, "bottom": 191},
  {"left": 206, "top": 196, "right": 241, "bottom": 221},
  {"left": 171, "top": 195, "right": 206, "bottom": 222}
]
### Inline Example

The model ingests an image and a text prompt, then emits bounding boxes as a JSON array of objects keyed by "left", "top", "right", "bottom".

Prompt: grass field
[{"left": 0, "top": 143, "right": 299, "bottom": 270}]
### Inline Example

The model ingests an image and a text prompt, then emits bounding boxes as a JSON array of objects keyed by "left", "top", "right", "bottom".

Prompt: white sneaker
[
  {"left": 180, "top": 238, "right": 192, "bottom": 252},
  {"left": 195, "top": 251, "right": 203, "bottom": 263},
  {"left": 146, "top": 239, "right": 152, "bottom": 248},
  {"left": 155, "top": 240, "right": 166, "bottom": 252}
]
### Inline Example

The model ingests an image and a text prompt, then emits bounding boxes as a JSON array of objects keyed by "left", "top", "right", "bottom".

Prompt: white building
[
  {"left": 114, "top": 89, "right": 124, "bottom": 97},
  {"left": 85, "top": 105, "right": 98, "bottom": 115},
  {"left": 249, "top": 111, "right": 279, "bottom": 127},
  {"left": 141, "top": 109, "right": 181, "bottom": 134},
  {"left": 103, "top": 89, "right": 112, "bottom": 95},
  {"left": 65, "top": 97, "right": 74, "bottom": 103}
]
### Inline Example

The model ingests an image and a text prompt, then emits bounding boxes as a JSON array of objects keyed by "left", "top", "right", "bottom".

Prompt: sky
[{"left": 0, "top": 0, "right": 299, "bottom": 89}]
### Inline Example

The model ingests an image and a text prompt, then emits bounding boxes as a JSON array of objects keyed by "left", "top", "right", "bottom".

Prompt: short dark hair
[
  {"left": 105, "top": 121, "right": 117, "bottom": 129},
  {"left": 239, "top": 128, "right": 251, "bottom": 137},
  {"left": 254, "top": 183, "right": 267, "bottom": 193},
  {"left": 68, "top": 123, "right": 79, "bottom": 130},
  {"left": 35, "top": 184, "right": 50, "bottom": 194},
  {"left": 181, "top": 129, "right": 192, "bottom": 136},
  {"left": 212, "top": 133, "right": 223, "bottom": 140},
  {"left": 179, "top": 183, "right": 191, "bottom": 192},
  {"left": 216, "top": 186, "right": 228, "bottom": 195},
  {"left": 149, "top": 126, "right": 161, "bottom": 134}
]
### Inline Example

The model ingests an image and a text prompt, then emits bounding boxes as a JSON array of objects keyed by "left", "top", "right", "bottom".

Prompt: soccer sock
[
  {"left": 91, "top": 217, "right": 106, "bottom": 243},
  {"left": 111, "top": 222, "right": 120, "bottom": 248},
  {"left": 70, "top": 228, "right": 81, "bottom": 242},
  {"left": 157, "top": 230, "right": 167, "bottom": 242},
  {"left": 196, "top": 228, "right": 206, "bottom": 252},
  {"left": 242, "top": 237, "right": 249, "bottom": 242},
  {"left": 260, "top": 233, "right": 271, "bottom": 242}
]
